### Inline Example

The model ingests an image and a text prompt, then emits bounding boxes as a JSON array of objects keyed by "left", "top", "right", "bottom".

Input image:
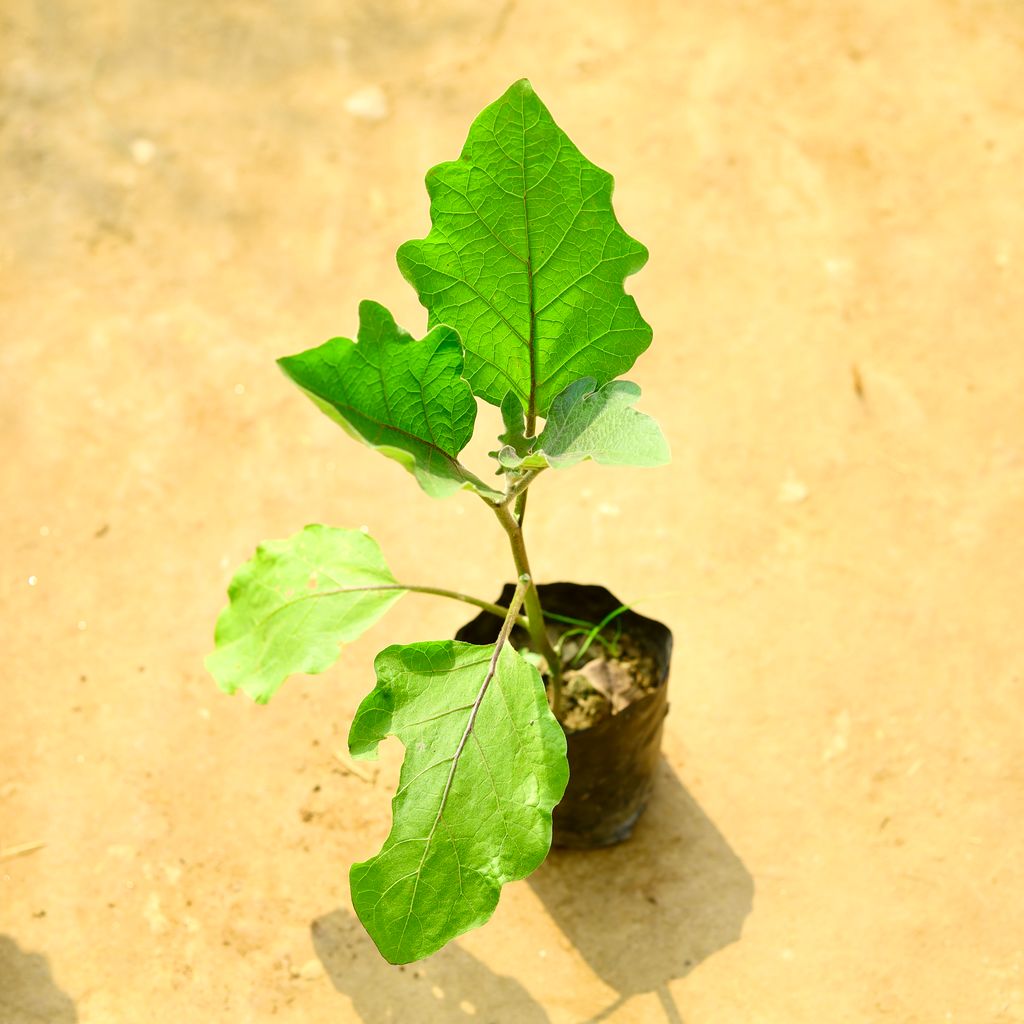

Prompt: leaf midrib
[
  {"left": 520, "top": 93, "right": 538, "bottom": 428},
  {"left": 394, "top": 643, "right": 510, "bottom": 954}
]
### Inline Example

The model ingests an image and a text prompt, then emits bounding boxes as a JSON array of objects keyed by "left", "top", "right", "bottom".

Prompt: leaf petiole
[
  {"left": 400, "top": 584, "right": 529, "bottom": 628},
  {"left": 285, "top": 582, "right": 530, "bottom": 630}
]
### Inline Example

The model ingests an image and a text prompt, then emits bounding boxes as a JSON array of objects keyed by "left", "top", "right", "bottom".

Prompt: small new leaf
[
  {"left": 489, "top": 392, "right": 539, "bottom": 473},
  {"left": 349, "top": 641, "right": 569, "bottom": 964},
  {"left": 498, "top": 378, "right": 670, "bottom": 471},
  {"left": 206, "top": 525, "right": 404, "bottom": 703},
  {"left": 498, "top": 392, "right": 530, "bottom": 454},
  {"left": 278, "top": 301, "right": 500, "bottom": 500},
  {"left": 398, "top": 79, "right": 651, "bottom": 420}
]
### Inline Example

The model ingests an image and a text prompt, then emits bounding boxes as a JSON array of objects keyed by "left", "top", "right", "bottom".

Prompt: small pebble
[
  {"left": 298, "top": 959, "right": 324, "bottom": 980},
  {"left": 130, "top": 138, "right": 156, "bottom": 165},
  {"left": 778, "top": 478, "right": 808, "bottom": 504},
  {"left": 345, "top": 85, "right": 389, "bottom": 122}
]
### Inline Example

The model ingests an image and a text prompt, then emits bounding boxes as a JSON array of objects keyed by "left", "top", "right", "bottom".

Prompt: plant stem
[
  {"left": 493, "top": 502, "right": 564, "bottom": 719},
  {"left": 505, "top": 467, "right": 541, "bottom": 505},
  {"left": 506, "top": 468, "right": 541, "bottom": 527},
  {"left": 513, "top": 487, "right": 529, "bottom": 528}
]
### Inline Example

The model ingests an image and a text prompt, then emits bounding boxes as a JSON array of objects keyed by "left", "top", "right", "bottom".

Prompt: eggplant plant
[{"left": 206, "top": 80, "right": 669, "bottom": 964}]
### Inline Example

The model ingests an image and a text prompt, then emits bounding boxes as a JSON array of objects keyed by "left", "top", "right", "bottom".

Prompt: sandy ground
[{"left": 3, "top": 1, "right": 1023, "bottom": 1021}]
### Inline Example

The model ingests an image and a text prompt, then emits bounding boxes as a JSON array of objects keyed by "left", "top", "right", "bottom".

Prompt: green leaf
[
  {"left": 349, "top": 640, "right": 569, "bottom": 964},
  {"left": 206, "top": 525, "right": 404, "bottom": 704},
  {"left": 278, "top": 301, "right": 500, "bottom": 501},
  {"left": 397, "top": 79, "right": 651, "bottom": 420},
  {"left": 498, "top": 377, "right": 670, "bottom": 471}
]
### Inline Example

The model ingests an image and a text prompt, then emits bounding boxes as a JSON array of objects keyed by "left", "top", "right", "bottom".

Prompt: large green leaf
[
  {"left": 206, "top": 525, "right": 404, "bottom": 703},
  {"left": 278, "top": 301, "right": 499, "bottom": 500},
  {"left": 397, "top": 79, "right": 651, "bottom": 421},
  {"left": 349, "top": 640, "right": 569, "bottom": 964},
  {"left": 496, "top": 377, "right": 670, "bottom": 471}
]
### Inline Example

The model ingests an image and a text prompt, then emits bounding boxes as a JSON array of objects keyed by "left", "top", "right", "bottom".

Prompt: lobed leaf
[
  {"left": 278, "top": 301, "right": 500, "bottom": 500},
  {"left": 497, "top": 377, "right": 670, "bottom": 471},
  {"left": 349, "top": 640, "right": 569, "bottom": 964},
  {"left": 206, "top": 524, "right": 404, "bottom": 703},
  {"left": 398, "top": 79, "right": 651, "bottom": 420}
]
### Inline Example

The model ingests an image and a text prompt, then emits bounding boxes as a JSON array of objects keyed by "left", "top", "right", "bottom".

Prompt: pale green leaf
[
  {"left": 498, "top": 377, "right": 670, "bottom": 470},
  {"left": 397, "top": 79, "right": 651, "bottom": 420},
  {"left": 349, "top": 641, "right": 569, "bottom": 964},
  {"left": 278, "top": 301, "right": 500, "bottom": 500},
  {"left": 206, "top": 524, "right": 404, "bottom": 704}
]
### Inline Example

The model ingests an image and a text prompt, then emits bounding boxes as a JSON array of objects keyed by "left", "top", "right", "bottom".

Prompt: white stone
[
  {"left": 345, "top": 85, "right": 389, "bottom": 122},
  {"left": 778, "top": 477, "right": 809, "bottom": 504},
  {"left": 130, "top": 138, "right": 156, "bottom": 165}
]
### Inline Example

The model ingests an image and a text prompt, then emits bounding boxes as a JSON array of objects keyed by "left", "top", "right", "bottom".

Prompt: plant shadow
[
  {"left": 311, "top": 763, "right": 751, "bottom": 1024},
  {"left": 528, "top": 761, "right": 754, "bottom": 1023},
  {"left": 0, "top": 935, "right": 78, "bottom": 1023},
  {"left": 312, "top": 908, "right": 552, "bottom": 1023}
]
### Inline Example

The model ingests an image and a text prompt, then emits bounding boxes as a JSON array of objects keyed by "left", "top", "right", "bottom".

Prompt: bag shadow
[{"left": 528, "top": 760, "right": 754, "bottom": 1022}]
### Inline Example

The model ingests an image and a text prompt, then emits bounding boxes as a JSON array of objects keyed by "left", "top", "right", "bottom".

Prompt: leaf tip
[{"left": 356, "top": 297, "right": 391, "bottom": 324}]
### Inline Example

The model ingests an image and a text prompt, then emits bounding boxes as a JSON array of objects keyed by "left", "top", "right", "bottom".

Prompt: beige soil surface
[{"left": 3, "top": 1, "right": 1023, "bottom": 1021}]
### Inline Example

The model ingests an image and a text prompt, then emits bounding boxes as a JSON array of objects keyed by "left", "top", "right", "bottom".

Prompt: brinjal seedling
[{"left": 207, "top": 79, "right": 669, "bottom": 964}]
